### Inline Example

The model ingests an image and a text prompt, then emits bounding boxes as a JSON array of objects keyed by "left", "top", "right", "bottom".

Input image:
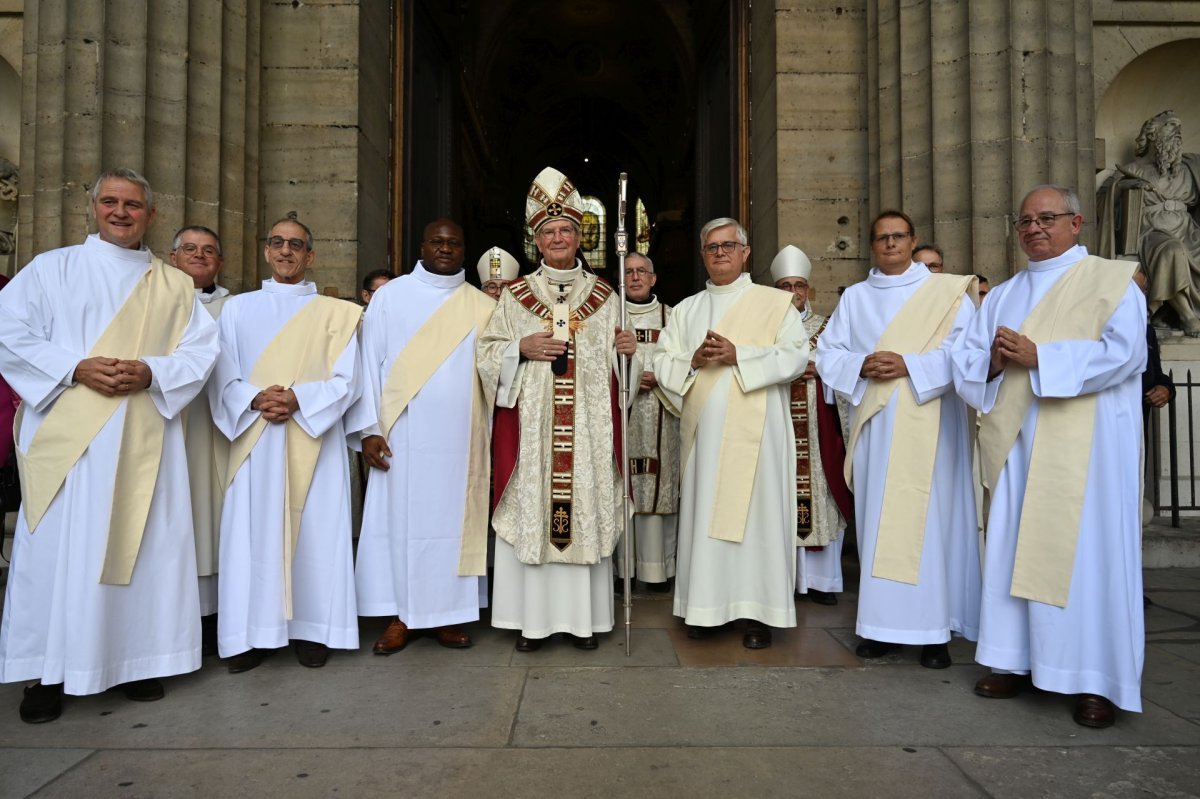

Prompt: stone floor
[{"left": 0, "top": 565, "right": 1198, "bottom": 798}]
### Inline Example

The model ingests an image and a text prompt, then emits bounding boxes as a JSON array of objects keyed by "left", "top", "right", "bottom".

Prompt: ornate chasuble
[
  {"left": 507, "top": 274, "right": 613, "bottom": 552},
  {"left": 16, "top": 257, "right": 193, "bottom": 585},
  {"left": 843, "top": 273, "right": 977, "bottom": 586},
  {"left": 979, "top": 256, "right": 1136, "bottom": 607},
  {"left": 791, "top": 313, "right": 829, "bottom": 543},
  {"left": 626, "top": 300, "right": 680, "bottom": 516},
  {"left": 225, "top": 295, "right": 362, "bottom": 617}
]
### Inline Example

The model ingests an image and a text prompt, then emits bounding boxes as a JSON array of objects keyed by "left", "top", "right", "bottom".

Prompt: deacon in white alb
[
  {"left": 615, "top": 252, "right": 681, "bottom": 591},
  {"left": 350, "top": 218, "right": 496, "bottom": 653},
  {"left": 817, "top": 210, "right": 980, "bottom": 670},
  {"left": 0, "top": 169, "right": 218, "bottom": 723},
  {"left": 169, "top": 225, "right": 232, "bottom": 655},
  {"left": 477, "top": 167, "right": 636, "bottom": 652},
  {"left": 210, "top": 214, "right": 363, "bottom": 672},
  {"left": 769, "top": 245, "right": 853, "bottom": 606},
  {"left": 477, "top": 245, "right": 521, "bottom": 300},
  {"left": 953, "top": 185, "right": 1146, "bottom": 728},
  {"left": 653, "top": 218, "right": 809, "bottom": 649}
]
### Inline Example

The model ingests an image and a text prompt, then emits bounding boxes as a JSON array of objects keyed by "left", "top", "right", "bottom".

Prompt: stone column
[
  {"left": 17, "top": 0, "right": 261, "bottom": 290},
  {"left": 868, "top": 0, "right": 1096, "bottom": 277}
]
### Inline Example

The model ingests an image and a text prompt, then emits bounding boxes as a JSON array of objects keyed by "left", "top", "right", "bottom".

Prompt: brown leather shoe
[
  {"left": 974, "top": 672, "right": 1029, "bottom": 699},
  {"left": 294, "top": 640, "right": 329, "bottom": 668},
  {"left": 373, "top": 619, "right": 411, "bottom": 655},
  {"left": 434, "top": 625, "right": 472, "bottom": 648},
  {"left": 1073, "top": 694, "right": 1116, "bottom": 728}
]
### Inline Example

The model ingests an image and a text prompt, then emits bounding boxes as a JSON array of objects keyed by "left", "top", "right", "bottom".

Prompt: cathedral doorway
[{"left": 390, "top": 0, "right": 750, "bottom": 303}]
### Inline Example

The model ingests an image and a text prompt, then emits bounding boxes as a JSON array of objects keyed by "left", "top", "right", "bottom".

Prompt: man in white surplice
[
  {"left": 653, "top": 218, "right": 809, "bottom": 649},
  {"left": 0, "top": 169, "right": 218, "bottom": 724},
  {"left": 210, "top": 215, "right": 363, "bottom": 672},
  {"left": 952, "top": 185, "right": 1146, "bottom": 728},
  {"left": 477, "top": 166, "right": 636, "bottom": 652},
  {"left": 615, "top": 252, "right": 682, "bottom": 592},
  {"left": 169, "top": 225, "right": 232, "bottom": 656},
  {"left": 817, "top": 210, "right": 980, "bottom": 670},
  {"left": 349, "top": 218, "right": 494, "bottom": 653}
]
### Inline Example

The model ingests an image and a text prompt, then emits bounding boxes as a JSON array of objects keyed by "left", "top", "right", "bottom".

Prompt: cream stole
[
  {"left": 979, "top": 256, "right": 1136, "bottom": 607},
  {"left": 225, "top": 295, "right": 362, "bottom": 618},
  {"left": 680, "top": 284, "right": 794, "bottom": 543},
  {"left": 16, "top": 257, "right": 193, "bottom": 585},
  {"left": 843, "top": 273, "right": 976, "bottom": 585},
  {"left": 377, "top": 283, "right": 495, "bottom": 576}
]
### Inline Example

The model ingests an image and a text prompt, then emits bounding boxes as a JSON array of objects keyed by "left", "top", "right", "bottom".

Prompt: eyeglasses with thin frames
[
  {"left": 266, "top": 236, "right": 309, "bottom": 251},
  {"left": 872, "top": 232, "right": 910, "bottom": 244},
  {"left": 1012, "top": 212, "right": 1075, "bottom": 232},
  {"left": 703, "top": 241, "right": 742, "bottom": 256},
  {"left": 175, "top": 243, "right": 220, "bottom": 257}
]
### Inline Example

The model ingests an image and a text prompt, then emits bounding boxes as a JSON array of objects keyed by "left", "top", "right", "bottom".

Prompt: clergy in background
[
  {"left": 170, "top": 225, "right": 232, "bottom": 656},
  {"left": 615, "top": 252, "right": 681, "bottom": 592},
  {"left": 209, "top": 214, "right": 363, "bottom": 672},
  {"left": 770, "top": 245, "right": 853, "bottom": 607},
  {"left": 952, "top": 185, "right": 1146, "bottom": 728},
  {"left": 0, "top": 168, "right": 218, "bottom": 723},
  {"left": 349, "top": 218, "right": 495, "bottom": 653},
  {"left": 477, "top": 166, "right": 636, "bottom": 652},
  {"left": 653, "top": 218, "right": 808, "bottom": 649},
  {"left": 477, "top": 245, "right": 520, "bottom": 300},
  {"left": 817, "top": 210, "right": 980, "bottom": 669}
]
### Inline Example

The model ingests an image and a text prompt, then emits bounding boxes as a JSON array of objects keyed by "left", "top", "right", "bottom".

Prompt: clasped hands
[
  {"left": 519, "top": 328, "right": 637, "bottom": 362},
  {"left": 860, "top": 351, "right": 908, "bottom": 381},
  {"left": 988, "top": 326, "right": 1037, "bottom": 379},
  {"left": 690, "top": 330, "right": 736, "bottom": 370},
  {"left": 251, "top": 384, "right": 299, "bottom": 423},
  {"left": 73, "top": 356, "right": 152, "bottom": 397}
]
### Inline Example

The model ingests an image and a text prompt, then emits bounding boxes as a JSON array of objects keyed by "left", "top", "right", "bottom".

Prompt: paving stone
[
  {"left": 945, "top": 746, "right": 1200, "bottom": 799},
  {"left": 0, "top": 748, "right": 93, "bottom": 799},
  {"left": 1144, "top": 645, "right": 1200, "bottom": 720}
]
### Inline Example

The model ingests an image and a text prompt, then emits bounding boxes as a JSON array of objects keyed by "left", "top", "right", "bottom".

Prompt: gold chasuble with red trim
[{"left": 480, "top": 267, "right": 624, "bottom": 566}]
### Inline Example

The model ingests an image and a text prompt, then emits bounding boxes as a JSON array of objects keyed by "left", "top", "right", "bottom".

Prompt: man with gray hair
[
  {"left": 0, "top": 168, "right": 219, "bottom": 722},
  {"left": 170, "top": 225, "right": 231, "bottom": 655},
  {"left": 953, "top": 185, "right": 1146, "bottom": 728},
  {"left": 653, "top": 217, "right": 809, "bottom": 648},
  {"left": 1100, "top": 110, "right": 1200, "bottom": 336}
]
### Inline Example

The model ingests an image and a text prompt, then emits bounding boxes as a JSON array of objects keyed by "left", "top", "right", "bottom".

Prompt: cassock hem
[
  {"left": 1, "top": 651, "right": 202, "bottom": 697},
  {"left": 489, "top": 620, "right": 616, "bottom": 639},
  {"left": 854, "top": 622, "right": 952, "bottom": 646},
  {"left": 674, "top": 602, "right": 796, "bottom": 629}
]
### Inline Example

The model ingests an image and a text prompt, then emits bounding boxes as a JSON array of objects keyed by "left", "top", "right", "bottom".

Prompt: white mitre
[
  {"left": 476, "top": 246, "right": 520, "bottom": 284},
  {"left": 769, "top": 244, "right": 813, "bottom": 284}
]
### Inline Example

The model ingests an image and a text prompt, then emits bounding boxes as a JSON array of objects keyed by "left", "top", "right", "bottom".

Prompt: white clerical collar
[
  {"left": 414, "top": 260, "right": 464, "bottom": 289},
  {"left": 85, "top": 233, "right": 152, "bottom": 264},
  {"left": 799, "top": 304, "right": 812, "bottom": 321},
  {"left": 867, "top": 261, "right": 926, "bottom": 288},
  {"left": 196, "top": 284, "right": 230, "bottom": 304},
  {"left": 626, "top": 295, "right": 660, "bottom": 314},
  {"left": 706, "top": 272, "right": 751, "bottom": 295},
  {"left": 539, "top": 260, "right": 583, "bottom": 283},
  {"left": 262, "top": 278, "right": 317, "bottom": 296},
  {"left": 1026, "top": 244, "right": 1087, "bottom": 273}
]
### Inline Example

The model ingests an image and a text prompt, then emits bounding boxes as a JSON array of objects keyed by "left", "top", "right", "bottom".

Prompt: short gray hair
[
  {"left": 269, "top": 211, "right": 314, "bottom": 249},
  {"left": 699, "top": 217, "right": 748, "bottom": 250},
  {"left": 172, "top": 225, "right": 223, "bottom": 255},
  {"left": 625, "top": 252, "right": 654, "bottom": 272},
  {"left": 90, "top": 168, "right": 155, "bottom": 210},
  {"left": 1020, "top": 185, "right": 1081, "bottom": 216}
]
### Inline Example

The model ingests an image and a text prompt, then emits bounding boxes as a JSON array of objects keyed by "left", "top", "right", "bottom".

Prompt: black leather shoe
[
  {"left": 294, "top": 640, "right": 329, "bottom": 668},
  {"left": 119, "top": 679, "right": 165, "bottom": 702},
  {"left": 743, "top": 623, "right": 773, "bottom": 649},
  {"left": 515, "top": 636, "right": 542, "bottom": 652},
  {"left": 572, "top": 634, "right": 598, "bottom": 650},
  {"left": 19, "top": 683, "right": 63, "bottom": 724},
  {"left": 686, "top": 625, "right": 712, "bottom": 639},
  {"left": 649, "top": 578, "right": 674, "bottom": 594},
  {"left": 227, "top": 648, "right": 272, "bottom": 674},
  {"left": 855, "top": 639, "right": 898, "bottom": 658},
  {"left": 806, "top": 589, "right": 838, "bottom": 606},
  {"left": 919, "top": 643, "right": 952, "bottom": 669}
]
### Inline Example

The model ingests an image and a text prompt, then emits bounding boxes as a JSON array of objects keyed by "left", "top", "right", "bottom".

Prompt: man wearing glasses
[
  {"left": 653, "top": 218, "right": 809, "bottom": 649},
  {"left": 477, "top": 167, "right": 636, "bottom": 652},
  {"left": 952, "top": 185, "right": 1146, "bottom": 728},
  {"left": 817, "top": 210, "right": 980, "bottom": 670},
  {"left": 209, "top": 214, "right": 363, "bottom": 672},
  {"left": 170, "top": 226, "right": 231, "bottom": 657},
  {"left": 614, "top": 252, "right": 682, "bottom": 594}
]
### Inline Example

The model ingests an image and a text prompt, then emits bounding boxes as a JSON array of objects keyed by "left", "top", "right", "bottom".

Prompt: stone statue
[
  {"left": 0, "top": 158, "right": 15, "bottom": 256},
  {"left": 1098, "top": 111, "right": 1200, "bottom": 336}
]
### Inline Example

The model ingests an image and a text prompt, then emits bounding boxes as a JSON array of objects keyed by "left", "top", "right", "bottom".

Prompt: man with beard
[{"left": 1099, "top": 110, "right": 1200, "bottom": 336}]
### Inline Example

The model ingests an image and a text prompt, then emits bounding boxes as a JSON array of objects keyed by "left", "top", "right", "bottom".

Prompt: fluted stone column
[
  {"left": 17, "top": 0, "right": 261, "bottom": 290},
  {"left": 868, "top": 0, "right": 1096, "bottom": 277}
]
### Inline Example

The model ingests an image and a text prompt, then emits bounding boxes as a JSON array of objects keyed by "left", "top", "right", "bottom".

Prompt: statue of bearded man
[{"left": 1099, "top": 111, "right": 1200, "bottom": 336}]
